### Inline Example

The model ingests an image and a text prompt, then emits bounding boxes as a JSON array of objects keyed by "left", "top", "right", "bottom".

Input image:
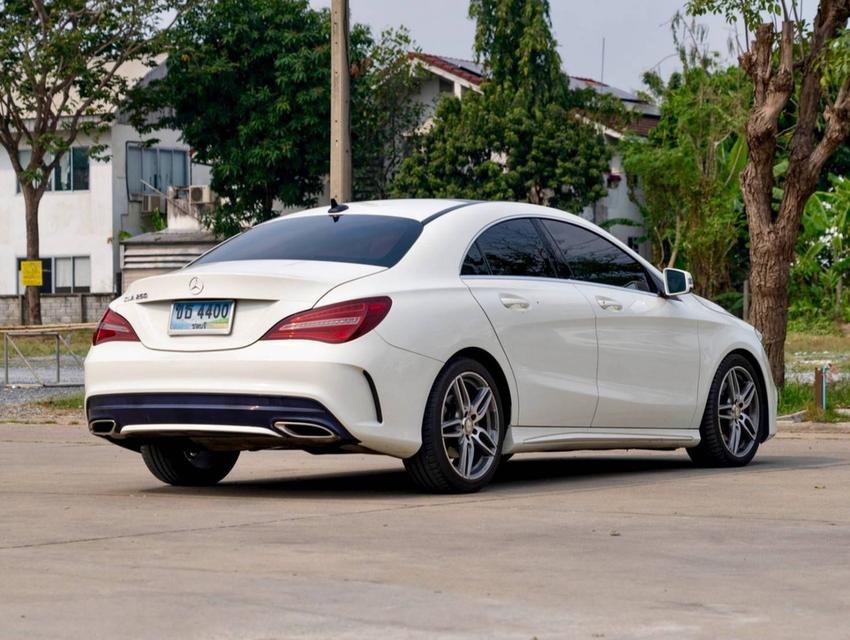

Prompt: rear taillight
[
  {"left": 262, "top": 297, "right": 392, "bottom": 343},
  {"left": 92, "top": 309, "right": 140, "bottom": 346}
]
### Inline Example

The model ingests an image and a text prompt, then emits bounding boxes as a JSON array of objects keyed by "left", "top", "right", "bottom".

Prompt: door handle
[
  {"left": 595, "top": 296, "right": 622, "bottom": 312},
  {"left": 499, "top": 294, "right": 530, "bottom": 310}
]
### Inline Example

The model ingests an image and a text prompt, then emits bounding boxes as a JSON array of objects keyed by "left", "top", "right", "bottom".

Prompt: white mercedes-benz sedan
[{"left": 85, "top": 199, "right": 776, "bottom": 492}]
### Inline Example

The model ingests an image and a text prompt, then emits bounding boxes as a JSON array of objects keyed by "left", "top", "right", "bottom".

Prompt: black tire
[
  {"left": 404, "top": 357, "right": 506, "bottom": 493},
  {"left": 141, "top": 442, "right": 239, "bottom": 486},
  {"left": 687, "top": 353, "right": 763, "bottom": 467}
]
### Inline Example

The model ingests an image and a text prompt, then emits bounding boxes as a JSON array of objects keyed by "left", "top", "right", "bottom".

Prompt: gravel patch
[
  {"left": 1, "top": 353, "right": 84, "bottom": 423},
  {"left": 1, "top": 354, "right": 83, "bottom": 387},
  {"left": 1, "top": 400, "right": 84, "bottom": 425}
]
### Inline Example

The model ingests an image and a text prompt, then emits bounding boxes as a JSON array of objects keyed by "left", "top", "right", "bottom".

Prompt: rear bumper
[
  {"left": 84, "top": 333, "right": 443, "bottom": 457},
  {"left": 86, "top": 393, "right": 357, "bottom": 448}
]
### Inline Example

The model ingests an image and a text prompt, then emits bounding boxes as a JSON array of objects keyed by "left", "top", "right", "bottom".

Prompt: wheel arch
[{"left": 448, "top": 347, "right": 514, "bottom": 427}]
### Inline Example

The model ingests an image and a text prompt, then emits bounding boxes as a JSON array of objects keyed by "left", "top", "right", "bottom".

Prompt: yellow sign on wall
[{"left": 20, "top": 260, "right": 43, "bottom": 287}]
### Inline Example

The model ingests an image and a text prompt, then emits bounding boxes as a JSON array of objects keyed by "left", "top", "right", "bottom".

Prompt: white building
[
  {"left": 410, "top": 53, "right": 660, "bottom": 256},
  {"left": 0, "top": 60, "right": 211, "bottom": 300}
]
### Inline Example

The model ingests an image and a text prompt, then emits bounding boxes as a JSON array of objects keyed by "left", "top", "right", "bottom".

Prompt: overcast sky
[{"left": 309, "top": 0, "right": 816, "bottom": 93}]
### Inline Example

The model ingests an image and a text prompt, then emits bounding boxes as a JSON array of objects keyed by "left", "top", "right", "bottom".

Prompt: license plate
[{"left": 169, "top": 300, "right": 235, "bottom": 335}]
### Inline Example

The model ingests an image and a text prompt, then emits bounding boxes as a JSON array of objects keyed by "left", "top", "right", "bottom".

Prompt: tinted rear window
[{"left": 193, "top": 214, "right": 422, "bottom": 268}]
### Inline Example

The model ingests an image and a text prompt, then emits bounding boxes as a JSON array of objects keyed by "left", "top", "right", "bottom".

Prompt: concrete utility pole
[{"left": 330, "top": 0, "right": 352, "bottom": 202}]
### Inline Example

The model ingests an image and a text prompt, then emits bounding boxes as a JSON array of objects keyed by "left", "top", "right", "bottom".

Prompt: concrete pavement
[{"left": 1, "top": 424, "right": 849, "bottom": 639}]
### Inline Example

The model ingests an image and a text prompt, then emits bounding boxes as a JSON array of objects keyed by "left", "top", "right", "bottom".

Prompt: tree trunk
[
  {"left": 737, "top": 9, "right": 850, "bottom": 388},
  {"left": 748, "top": 228, "right": 793, "bottom": 386},
  {"left": 22, "top": 186, "right": 43, "bottom": 325}
]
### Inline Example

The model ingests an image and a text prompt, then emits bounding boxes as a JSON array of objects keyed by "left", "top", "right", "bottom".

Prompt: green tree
[
  {"left": 0, "top": 0, "right": 184, "bottom": 323},
  {"left": 129, "top": 0, "right": 332, "bottom": 237},
  {"left": 688, "top": 0, "right": 850, "bottom": 386},
  {"left": 350, "top": 27, "right": 425, "bottom": 201},
  {"left": 790, "top": 175, "right": 850, "bottom": 324},
  {"left": 130, "top": 2, "right": 421, "bottom": 231},
  {"left": 468, "top": 0, "right": 567, "bottom": 106},
  {"left": 392, "top": 0, "right": 610, "bottom": 211},
  {"left": 621, "top": 16, "right": 751, "bottom": 300}
]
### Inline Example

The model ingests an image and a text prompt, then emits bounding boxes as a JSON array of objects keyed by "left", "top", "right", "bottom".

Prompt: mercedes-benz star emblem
[{"left": 189, "top": 276, "right": 204, "bottom": 296}]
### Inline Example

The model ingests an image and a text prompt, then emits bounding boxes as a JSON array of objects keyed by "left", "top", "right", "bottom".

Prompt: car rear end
[{"left": 84, "top": 212, "right": 441, "bottom": 458}]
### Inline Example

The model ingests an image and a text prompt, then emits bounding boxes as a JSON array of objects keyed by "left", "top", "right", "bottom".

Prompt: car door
[
  {"left": 461, "top": 217, "right": 599, "bottom": 428},
  {"left": 539, "top": 219, "right": 701, "bottom": 430}
]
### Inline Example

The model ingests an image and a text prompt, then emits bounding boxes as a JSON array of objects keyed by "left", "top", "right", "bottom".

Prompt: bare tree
[
  {"left": 690, "top": 0, "right": 850, "bottom": 385},
  {"left": 0, "top": 0, "right": 186, "bottom": 323}
]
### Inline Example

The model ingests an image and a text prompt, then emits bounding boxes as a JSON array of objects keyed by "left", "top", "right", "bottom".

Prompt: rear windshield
[{"left": 193, "top": 214, "right": 422, "bottom": 268}]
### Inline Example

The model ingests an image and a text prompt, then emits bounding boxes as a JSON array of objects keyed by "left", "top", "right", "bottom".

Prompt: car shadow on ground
[{"left": 140, "top": 450, "right": 824, "bottom": 500}]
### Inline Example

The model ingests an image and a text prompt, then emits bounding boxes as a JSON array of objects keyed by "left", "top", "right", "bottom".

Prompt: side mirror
[{"left": 663, "top": 268, "right": 693, "bottom": 297}]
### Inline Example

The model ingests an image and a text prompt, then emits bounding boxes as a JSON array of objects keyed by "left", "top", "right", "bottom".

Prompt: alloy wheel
[
  {"left": 440, "top": 372, "right": 500, "bottom": 481},
  {"left": 717, "top": 366, "right": 760, "bottom": 458}
]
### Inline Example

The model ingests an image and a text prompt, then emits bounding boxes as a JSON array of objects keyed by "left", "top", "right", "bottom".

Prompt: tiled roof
[
  {"left": 410, "top": 52, "right": 484, "bottom": 86},
  {"left": 410, "top": 52, "right": 660, "bottom": 119}
]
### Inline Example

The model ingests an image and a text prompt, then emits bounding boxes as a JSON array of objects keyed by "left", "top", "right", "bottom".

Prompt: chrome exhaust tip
[
  {"left": 89, "top": 419, "right": 117, "bottom": 436},
  {"left": 274, "top": 421, "right": 339, "bottom": 442}
]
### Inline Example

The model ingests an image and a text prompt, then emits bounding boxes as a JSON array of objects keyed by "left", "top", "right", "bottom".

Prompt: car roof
[
  {"left": 279, "top": 198, "right": 597, "bottom": 227},
  {"left": 283, "top": 199, "right": 471, "bottom": 223}
]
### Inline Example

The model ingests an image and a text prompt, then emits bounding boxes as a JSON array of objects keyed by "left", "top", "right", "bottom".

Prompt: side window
[
  {"left": 472, "top": 218, "right": 556, "bottom": 278},
  {"left": 461, "top": 242, "right": 490, "bottom": 275},
  {"left": 541, "top": 219, "right": 652, "bottom": 291}
]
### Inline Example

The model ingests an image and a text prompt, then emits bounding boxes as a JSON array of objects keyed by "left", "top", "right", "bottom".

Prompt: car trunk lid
[{"left": 116, "top": 260, "right": 383, "bottom": 352}]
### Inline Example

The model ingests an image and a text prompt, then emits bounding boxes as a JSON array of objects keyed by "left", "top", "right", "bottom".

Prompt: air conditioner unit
[
  {"left": 141, "top": 194, "right": 162, "bottom": 213},
  {"left": 189, "top": 185, "right": 214, "bottom": 204}
]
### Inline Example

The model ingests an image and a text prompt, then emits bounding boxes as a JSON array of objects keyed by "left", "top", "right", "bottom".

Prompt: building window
[
  {"left": 16, "top": 147, "right": 90, "bottom": 193},
  {"left": 126, "top": 144, "right": 189, "bottom": 199},
  {"left": 17, "top": 256, "right": 91, "bottom": 294}
]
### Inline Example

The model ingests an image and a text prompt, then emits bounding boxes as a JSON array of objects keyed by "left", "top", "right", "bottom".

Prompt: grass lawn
[
  {"left": 1, "top": 329, "right": 92, "bottom": 359},
  {"left": 782, "top": 330, "right": 850, "bottom": 420},
  {"left": 38, "top": 393, "right": 85, "bottom": 411}
]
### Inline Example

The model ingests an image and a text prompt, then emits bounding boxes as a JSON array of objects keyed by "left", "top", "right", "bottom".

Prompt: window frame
[
  {"left": 15, "top": 147, "right": 90, "bottom": 194},
  {"left": 126, "top": 142, "right": 190, "bottom": 201},
  {"left": 16, "top": 255, "right": 91, "bottom": 295},
  {"left": 460, "top": 214, "right": 662, "bottom": 294}
]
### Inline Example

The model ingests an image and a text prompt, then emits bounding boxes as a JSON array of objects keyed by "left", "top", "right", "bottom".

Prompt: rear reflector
[
  {"left": 262, "top": 297, "right": 392, "bottom": 343},
  {"left": 93, "top": 309, "right": 140, "bottom": 346}
]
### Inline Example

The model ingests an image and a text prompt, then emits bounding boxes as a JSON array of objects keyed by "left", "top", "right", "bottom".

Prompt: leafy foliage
[
  {"left": 392, "top": 0, "right": 611, "bottom": 211},
  {"left": 621, "top": 17, "right": 751, "bottom": 299},
  {"left": 350, "top": 27, "right": 425, "bottom": 201},
  {"left": 688, "top": 0, "right": 788, "bottom": 28},
  {"left": 686, "top": 0, "right": 850, "bottom": 386},
  {"left": 468, "top": 0, "right": 567, "bottom": 106},
  {"left": 0, "top": 0, "right": 185, "bottom": 322},
  {"left": 129, "top": 0, "right": 332, "bottom": 237},
  {"left": 791, "top": 175, "right": 850, "bottom": 322},
  {"left": 0, "top": 0, "right": 180, "bottom": 177},
  {"left": 129, "top": 2, "right": 423, "bottom": 234}
]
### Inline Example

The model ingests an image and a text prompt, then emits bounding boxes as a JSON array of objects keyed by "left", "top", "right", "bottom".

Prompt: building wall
[
  {"left": 110, "top": 124, "right": 212, "bottom": 238},
  {"left": 0, "top": 293, "right": 112, "bottom": 326},
  {"left": 0, "top": 125, "right": 211, "bottom": 298},
  {"left": 580, "top": 150, "right": 650, "bottom": 258},
  {"left": 0, "top": 131, "right": 116, "bottom": 296}
]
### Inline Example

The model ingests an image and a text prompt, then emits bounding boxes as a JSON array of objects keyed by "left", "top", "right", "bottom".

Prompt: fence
[{"left": 2, "top": 323, "right": 94, "bottom": 387}]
